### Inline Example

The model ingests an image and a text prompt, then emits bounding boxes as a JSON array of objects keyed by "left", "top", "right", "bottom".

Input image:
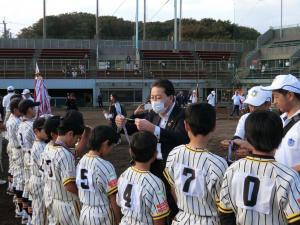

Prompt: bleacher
[
  {"left": 40, "top": 49, "right": 90, "bottom": 59},
  {"left": 196, "top": 51, "right": 237, "bottom": 61},
  {"left": 269, "top": 39, "right": 300, "bottom": 48},
  {"left": 244, "top": 26, "right": 300, "bottom": 80},
  {"left": 0, "top": 48, "right": 34, "bottom": 58},
  {"left": 140, "top": 50, "right": 195, "bottom": 61}
]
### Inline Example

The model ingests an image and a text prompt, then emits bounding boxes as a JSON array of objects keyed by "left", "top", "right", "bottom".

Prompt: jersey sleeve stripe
[
  {"left": 63, "top": 177, "right": 76, "bottom": 185},
  {"left": 152, "top": 210, "right": 170, "bottom": 220},
  {"left": 218, "top": 203, "right": 233, "bottom": 214},
  {"left": 288, "top": 216, "right": 300, "bottom": 224},
  {"left": 163, "top": 169, "right": 174, "bottom": 186},
  {"left": 107, "top": 186, "right": 118, "bottom": 196},
  {"left": 287, "top": 212, "right": 300, "bottom": 222}
]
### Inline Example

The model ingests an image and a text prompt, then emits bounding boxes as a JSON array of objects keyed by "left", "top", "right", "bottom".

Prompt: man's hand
[
  {"left": 220, "top": 140, "right": 231, "bottom": 151},
  {"left": 134, "top": 103, "right": 145, "bottom": 115},
  {"left": 233, "top": 139, "right": 254, "bottom": 153},
  {"left": 115, "top": 115, "right": 126, "bottom": 128},
  {"left": 135, "top": 119, "right": 155, "bottom": 133}
]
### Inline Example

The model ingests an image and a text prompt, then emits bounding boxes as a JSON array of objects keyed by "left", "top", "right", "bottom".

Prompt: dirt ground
[{"left": 0, "top": 107, "right": 239, "bottom": 225}]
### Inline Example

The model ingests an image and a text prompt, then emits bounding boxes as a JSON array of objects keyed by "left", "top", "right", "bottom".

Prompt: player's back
[
  {"left": 6, "top": 115, "right": 21, "bottom": 148},
  {"left": 164, "top": 144, "right": 227, "bottom": 224},
  {"left": 17, "top": 119, "right": 35, "bottom": 151},
  {"left": 76, "top": 153, "right": 118, "bottom": 207},
  {"left": 117, "top": 167, "right": 170, "bottom": 225},
  {"left": 31, "top": 140, "right": 46, "bottom": 177},
  {"left": 42, "top": 142, "right": 78, "bottom": 202},
  {"left": 219, "top": 154, "right": 300, "bottom": 225}
]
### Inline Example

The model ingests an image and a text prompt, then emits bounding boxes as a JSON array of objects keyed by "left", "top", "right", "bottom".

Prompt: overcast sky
[{"left": 1, "top": 0, "right": 300, "bottom": 37}]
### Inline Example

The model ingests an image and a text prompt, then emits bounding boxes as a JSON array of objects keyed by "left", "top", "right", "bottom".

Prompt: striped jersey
[
  {"left": 219, "top": 154, "right": 300, "bottom": 225},
  {"left": 31, "top": 140, "right": 46, "bottom": 177},
  {"left": 17, "top": 118, "right": 35, "bottom": 152},
  {"left": 76, "top": 153, "right": 118, "bottom": 207},
  {"left": 117, "top": 167, "right": 170, "bottom": 225},
  {"left": 6, "top": 114, "right": 21, "bottom": 148},
  {"left": 42, "top": 142, "right": 78, "bottom": 201},
  {"left": 164, "top": 145, "right": 228, "bottom": 219}
]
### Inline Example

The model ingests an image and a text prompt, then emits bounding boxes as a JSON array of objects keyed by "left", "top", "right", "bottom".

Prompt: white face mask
[{"left": 151, "top": 101, "right": 165, "bottom": 114}]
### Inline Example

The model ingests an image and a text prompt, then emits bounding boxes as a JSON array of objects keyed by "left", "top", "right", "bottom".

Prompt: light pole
[
  {"left": 179, "top": 0, "right": 182, "bottom": 42},
  {"left": 174, "top": 0, "right": 178, "bottom": 50},
  {"left": 43, "top": 0, "right": 46, "bottom": 39},
  {"left": 135, "top": 0, "right": 139, "bottom": 62},
  {"left": 280, "top": 0, "right": 283, "bottom": 39},
  {"left": 143, "top": 0, "right": 146, "bottom": 41},
  {"left": 96, "top": 0, "right": 99, "bottom": 67}
]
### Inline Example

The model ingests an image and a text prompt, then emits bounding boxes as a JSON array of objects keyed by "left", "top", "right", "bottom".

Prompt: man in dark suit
[{"left": 116, "top": 79, "right": 189, "bottom": 220}]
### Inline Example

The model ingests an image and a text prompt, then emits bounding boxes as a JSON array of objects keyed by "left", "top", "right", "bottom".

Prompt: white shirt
[
  {"left": 232, "top": 94, "right": 241, "bottom": 106},
  {"left": 207, "top": 94, "right": 216, "bottom": 107},
  {"left": 275, "top": 109, "right": 300, "bottom": 167},
  {"left": 234, "top": 113, "right": 250, "bottom": 139},
  {"left": 2, "top": 92, "right": 14, "bottom": 112}
]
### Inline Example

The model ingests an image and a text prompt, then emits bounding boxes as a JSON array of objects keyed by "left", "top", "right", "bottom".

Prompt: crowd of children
[{"left": 2, "top": 75, "right": 300, "bottom": 225}]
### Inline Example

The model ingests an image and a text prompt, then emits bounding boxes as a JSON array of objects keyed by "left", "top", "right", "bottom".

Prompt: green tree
[{"left": 17, "top": 13, "right": 260, "bottom": 41}]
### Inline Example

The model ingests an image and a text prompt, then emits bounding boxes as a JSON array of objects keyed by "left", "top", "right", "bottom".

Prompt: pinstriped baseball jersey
[
  {"left": 76, "top": 153, "right": 118, "bottom": 207},
  {"left": 219, "top": 154, "right": 300, "bottom": 225},
  {"left": 42, "top": 143, "right": 78, "bottom": 201},
  {"left": 17, "top": 118, "right": 35, "bottom": 152},
  {"left": 6, "top": 115, "right": 21, "bottom": 148},
  {"left": 31, "top": 140, "right": 46, "bottom": 177},
  {"left": 117, "top": 167, "right": 170, "bottom": 225},
  {"left": 164, "top": 144, "right": 227, "bottom": 223}
]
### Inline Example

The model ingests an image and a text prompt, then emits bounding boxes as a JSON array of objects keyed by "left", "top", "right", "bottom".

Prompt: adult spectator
[
  {"left": 115, "top": 79, "right": 189, "bottom": 220},
  {"left": 2, "top": 86, "right": 15, "bottom": 124},
  {"left": 0, "top": 95, "right": 4, "bottom": 121},
  {"left": 207, "top": 90, "right": 216, "bottom": 107},
  {"left": 97, "top": 92, "right": 103, "bottom": 108},
  {"left": 65, "top": 92, "right": 78, "bottom": 111},
  {"left": 104, "top": 93, "right": 126, "bottom": 133},
  {"left": 176, "top": 91, "right": 185, "bottom": 107},
  {"left": 189, "top": 90, "right": 198, "bottom": 103},
  {"left": 230, "top": 90, "right": 241, "bottom": 116},
  {"left": 21, "top": 89, "right": 34, "bottom": 101}
]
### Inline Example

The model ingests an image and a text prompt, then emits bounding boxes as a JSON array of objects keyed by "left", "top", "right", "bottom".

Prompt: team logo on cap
[
  {"left": 288, "top": 138, "right": 295, "bottom": 147},
  {"left": 251, "top": 90, "right": 258, "bottom": 97}
]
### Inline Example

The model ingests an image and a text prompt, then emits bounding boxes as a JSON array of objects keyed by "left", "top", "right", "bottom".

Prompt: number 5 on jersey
[
  {"left": 174, "top": 164, "right": 205, "bottom": 197},
  {"left": 76, "top": 167, "right": 94, "bottom": 192}
]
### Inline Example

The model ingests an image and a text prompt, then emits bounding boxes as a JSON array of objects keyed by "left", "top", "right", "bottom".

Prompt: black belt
[{"left": 16, "top": 146, "right": 21, "bottom": 149}]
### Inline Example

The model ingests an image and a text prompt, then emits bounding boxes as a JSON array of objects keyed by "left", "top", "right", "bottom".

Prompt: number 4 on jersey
[{"left": 123, "top": 184, "right": 133, "bottom": 208}]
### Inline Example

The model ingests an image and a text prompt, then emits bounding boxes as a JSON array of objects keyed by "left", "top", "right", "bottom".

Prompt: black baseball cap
[{"left": 18, "top": 99, "right": 40, "bottom": 115}]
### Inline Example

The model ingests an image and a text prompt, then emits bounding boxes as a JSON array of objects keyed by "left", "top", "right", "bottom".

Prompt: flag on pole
[
  {"left": 34, "top": 69, "right": 51, "bottom": 117},
  {"left": 35, "top": 62, "right": 40, "bottom": 74}
]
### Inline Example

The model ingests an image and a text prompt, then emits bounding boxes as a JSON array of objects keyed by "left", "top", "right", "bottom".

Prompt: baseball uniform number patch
[
  {"left": 119, "top": 180, "right": 141, "bottom": 212},
  {"left": 174, "top": 164, "right": 205, "bottom": 197},
  {"left": 233, "top": 172, "right": 275, "bottom": 214},
  {"left": 76, "top": 167, "right": 94, "bottom": 192}
]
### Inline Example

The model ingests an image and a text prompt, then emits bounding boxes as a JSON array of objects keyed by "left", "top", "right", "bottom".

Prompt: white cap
[
  {"left": 211, "top": 90, "right": 215, "bottom": 95},
  {"left": 262, "top": 74, "right": 300, "bottom": 94},
  {"left": 22, "top": 89, "right": 31, "bottom": 95},
  {"left": 7, "top": 86, "right": 14, "bottom": 91},
  {"left": 244, "top": 86, "right": 272, "bottom": 106}
]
